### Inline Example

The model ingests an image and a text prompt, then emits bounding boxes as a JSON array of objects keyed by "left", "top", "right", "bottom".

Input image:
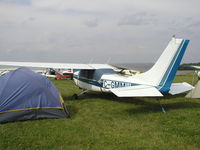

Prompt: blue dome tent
[{"left": 0, "top": 67, "right": 69, "bottom": 123}]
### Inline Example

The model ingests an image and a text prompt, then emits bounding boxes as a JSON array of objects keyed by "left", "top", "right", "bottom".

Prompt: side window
[{"left": 79, "top": 70, "right": 95, "bottom": 79}]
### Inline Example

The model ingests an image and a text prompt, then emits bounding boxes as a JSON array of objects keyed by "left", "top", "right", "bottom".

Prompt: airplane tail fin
[{"left": 135, "top": 37, "right": 190, "bottom": 93}]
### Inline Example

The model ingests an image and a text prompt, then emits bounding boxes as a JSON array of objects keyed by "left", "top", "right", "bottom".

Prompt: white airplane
[
  {"left": 184, "top": 65, "right": 200, "bottom": 70},
  {"left": 190, "top": 66, "right": 200, "bottom": 78},
  {"left": 0, "top": 68, "right": 17, "bottom": 76},
  {"left": 0, "top": 37, "right": 194, "bottom": 98},
  {"left": 191, "top": 66, "right": 200, "bottom": 70},
  {"left": 184, "top": 65, "right": 200, "bottom": 79},
  {"left": 196, "top": 71, "right": 200, "bottom": 79},
  {"left": 38, "top": 68, "right": 75, "bottom": 79},
  {"left": 0, "top": 70, "right": 10, "bottom": 76},
  {"left": 193, "top": 68, "right": 200, "bottom": 79}
]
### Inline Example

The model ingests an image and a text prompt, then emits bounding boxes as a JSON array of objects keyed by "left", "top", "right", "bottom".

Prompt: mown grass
[{"left": 0, "top": 73, "right": 200, "bottom": 150}]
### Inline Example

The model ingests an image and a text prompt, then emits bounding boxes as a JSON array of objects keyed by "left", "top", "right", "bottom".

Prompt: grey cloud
[
  {"left": 0, "top": 1, "right": 200, "bottom": 63},
  {"left": 32, "top": 7, "right": 105, "bottom": 17},
  {"left": 84, "top": 18, "right": 98, "bottom": 28},
  {"left": 28, "top": 17, "right": 36, "bottom": 21},
  {"left": 0, "top": 21, "right": 15, "bottom": 28},
  {"left": 187, "top": 21, "right": 200, "bottom": 28},
  {"left": 164, "top": 17, "right": 200, "bottom": 36},
  {"left": 0, "top": 0, "right": 31, "bottom": 5},
  {"left": 118, "top": 12, "right": 157, "bottom": 26},
  {"left": 62, "top": 9, "right": 105, "bottom": 16}
]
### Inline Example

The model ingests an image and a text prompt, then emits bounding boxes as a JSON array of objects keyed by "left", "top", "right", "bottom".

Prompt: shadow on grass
[
  {"left": 125, "top": 101, "right": 200, "bottom": 114},
  {"left": 160, "top": 93, "right": 187, "bottom": 99},
  {"left": 67, "top": 92, "right": 159, "bottom": 105},
  {"left": 65, "top": 104, "right": 78, "bottom": 117},
  {"left": 63, "top": 92, "right": 200, "bottom": 114},
  {"left": 63, "top": 92, "right": 117, "bottom": 101},
  {"left": 64, "top": 90, "right": 186, "bottom": 102},
  {"left": 64, "top": 92, "right": 152, "bottom": 102}
]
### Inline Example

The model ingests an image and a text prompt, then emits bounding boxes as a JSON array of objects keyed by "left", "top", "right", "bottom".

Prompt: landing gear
[
  {"left": 72, "top": 90, "right": 88, "bottom": 99},
  {"left": 72, "top": 94, "right": 78, "bottom": 100}
]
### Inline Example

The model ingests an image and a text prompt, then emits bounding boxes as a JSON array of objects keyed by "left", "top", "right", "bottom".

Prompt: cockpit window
[
  {"left": 93, "top": 69, "right": 116, "bottom": 80},
  {"left": 79, "top": 70, "right": 95, "bottom": 79},
  {"left": 79, "top": 69, "right": 116, "bottom": 80}
]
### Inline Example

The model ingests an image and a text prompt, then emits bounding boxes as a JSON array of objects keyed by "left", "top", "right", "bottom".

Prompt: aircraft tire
[{"left": 72, "top": 94, "right": 78, "bottom": 100}]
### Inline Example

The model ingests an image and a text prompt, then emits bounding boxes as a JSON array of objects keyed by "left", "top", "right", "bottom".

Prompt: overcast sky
[{"left": 0, "top": 0, "right": 199, "bottom": 63}]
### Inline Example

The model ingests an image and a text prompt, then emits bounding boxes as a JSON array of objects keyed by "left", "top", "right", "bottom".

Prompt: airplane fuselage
[{"left": 73, "top": 69, "right": 152, "bottom": 93}]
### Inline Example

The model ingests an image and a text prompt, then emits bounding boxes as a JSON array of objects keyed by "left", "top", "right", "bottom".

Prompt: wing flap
[
  {"left": 169, "top": 82, "right": 194, "bottom": 95},
  {"left": 110, "top": 85, "right": 163, "bottom": 97}
]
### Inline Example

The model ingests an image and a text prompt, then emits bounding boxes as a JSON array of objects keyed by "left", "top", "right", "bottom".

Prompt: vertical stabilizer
[{"left": 135, "top": 37, "right": 190, "bottom": 93}]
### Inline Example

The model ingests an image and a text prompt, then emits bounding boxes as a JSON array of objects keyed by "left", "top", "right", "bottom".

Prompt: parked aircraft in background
[
  {"left": 0, "top": 68, "right": 17, "bottom": 76},
  {"left": 0, "top": 70, "right": 10, "bottom": 76},
  {"left": 39, "top": 68, "right": 76, "bottom": 79},
  {"left": 183, "top": 65, "right": 200, "bottom": 79},
  {"left": 0, "top": 68, "right": 75, "bottom": 79},
  {"left": 0, "top": 37, "right": 193, "bottom": 98},
  {"left": 184, "top": 65, "right": 200, "bottom": 70},
  {"left": 190, "top": 66, "right": 200, "bottom": 79},
  {"left": 191, "top": 66, "right": 200, "bottom": 70},
  {"left": 197, "top": 71, "right": 200, "bottom": 79}
]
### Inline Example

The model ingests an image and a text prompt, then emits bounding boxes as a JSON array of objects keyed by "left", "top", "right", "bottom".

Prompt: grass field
[{"left": 0, "top": 73, "right": 200, "bottom": 150}]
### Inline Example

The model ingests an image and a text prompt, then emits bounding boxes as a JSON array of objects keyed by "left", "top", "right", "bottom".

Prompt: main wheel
[{"left": 72, "top": 94, "right": 78, "bottom": 100}]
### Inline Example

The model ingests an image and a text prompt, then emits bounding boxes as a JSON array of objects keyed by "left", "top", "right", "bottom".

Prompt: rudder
[{"left": 135, "top": 37, "right": 190, "bottom": 93}]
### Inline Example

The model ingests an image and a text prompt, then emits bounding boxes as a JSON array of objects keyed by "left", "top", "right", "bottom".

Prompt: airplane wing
[
  {"left": 192, "top": 65, "right": 200, "bottom": 70},
  {"left": 0, "top": 61, "right": 114, "bottom": 70},
  {"left": 184, "top": 65, "right": 200, "bottom": 70},
  {"left": 110, "top": 85, "right": 163, "bottom": 97}
]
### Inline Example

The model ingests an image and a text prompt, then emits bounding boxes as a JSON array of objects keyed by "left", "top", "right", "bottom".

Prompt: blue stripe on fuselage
[
  {"left": 74, "top": 75, "right": 138, "bottom": 89},
  {"left": 74, "top": 75, "right": 102, "bottom": 87}
]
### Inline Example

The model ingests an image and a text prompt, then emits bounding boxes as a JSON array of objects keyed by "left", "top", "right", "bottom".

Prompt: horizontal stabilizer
[
  {"left": 169, "top": 82, "right": 194, "bottom": 95},
  {"left": 110, "top": 85, "right": 163, "bottom": 97}
]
